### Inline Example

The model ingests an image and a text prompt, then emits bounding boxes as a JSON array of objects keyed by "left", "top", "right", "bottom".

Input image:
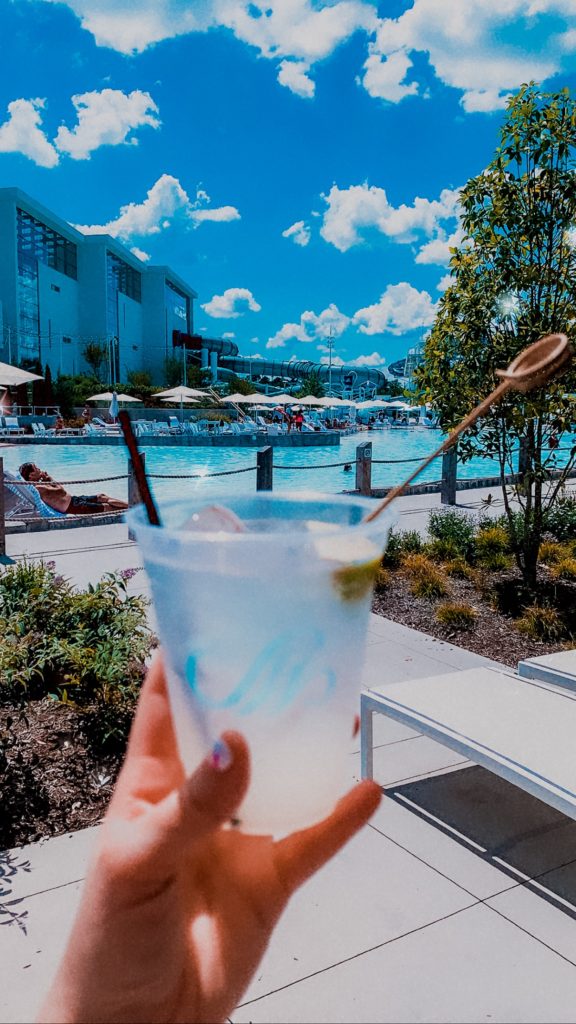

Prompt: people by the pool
[{"left": 19, "top": 462, "right": 128, "bottom": 515}]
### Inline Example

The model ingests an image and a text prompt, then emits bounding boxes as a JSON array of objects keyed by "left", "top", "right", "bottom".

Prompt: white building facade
[{"left": 0, "top": 188, "right": 197, "bottom": 384}]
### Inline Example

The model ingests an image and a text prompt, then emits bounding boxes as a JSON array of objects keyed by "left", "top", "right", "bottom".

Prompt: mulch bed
[
  {"left": 0, "top": 699, "right": 122, "bottom": 850},
  {"left": 372, "top": 572, "right": 566, "bottom": 668}
]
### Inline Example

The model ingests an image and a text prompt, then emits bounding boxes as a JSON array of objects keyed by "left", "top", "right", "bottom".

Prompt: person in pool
[{"left": 19, "top": 462, "right": 128, "bottom": 515}]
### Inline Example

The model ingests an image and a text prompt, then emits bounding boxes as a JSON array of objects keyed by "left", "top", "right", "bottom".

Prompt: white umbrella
[
  {"left": 225, "top": 393, "right": 256, "bottom": 403},
  {"left": 115, "top": 393, "right": 142, "bottom": 403},
  {"left": 317, "top": 396, "right": 349, "bottom": 407},
  {"left": 296, "top": 395, "right": 324, "bottom": 406},
  {"left": 232, "top": 393, "right": 268, "bottom": 404},
  {"left": 272, "top": 393, "right": 297, "bottom": 404},
  {"left": 161, "top": 396, "right": 200, "bottom": 404},
  {"left": 154, "top": 386, "right": 207, "bottom": 399},
  {"left": 109, "top": 391, "right": 119, "bottom": 422},
  {"left": 356, "top": 399, "right": 391, "bottom": 410},
  {"left": 87, "top": 391, "right": 116, "bottom": 402},
  {"left": 0, "top": 361, "right": 43, "bottom": 386}
]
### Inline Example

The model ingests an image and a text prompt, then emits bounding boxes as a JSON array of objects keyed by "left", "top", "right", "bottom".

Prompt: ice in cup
[{"left": 129, "top": 491, "right": 394, "bottom": 836}]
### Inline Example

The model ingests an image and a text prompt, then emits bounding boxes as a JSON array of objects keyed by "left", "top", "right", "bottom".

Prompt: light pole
[{"left": 326, "top": 328, "right": 335, "bottom": 396}]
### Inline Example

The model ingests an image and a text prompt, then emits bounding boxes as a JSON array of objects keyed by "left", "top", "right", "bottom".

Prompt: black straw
[{"left": 119, "top": 410, "right": 161, "bottom": 526}]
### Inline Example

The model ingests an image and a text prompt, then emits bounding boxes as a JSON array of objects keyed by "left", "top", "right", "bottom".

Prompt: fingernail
[{"left": 210, "top": 738, "right": 233, "bottom": 772}]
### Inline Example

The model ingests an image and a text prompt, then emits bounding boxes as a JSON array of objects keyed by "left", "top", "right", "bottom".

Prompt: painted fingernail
[{"left": 210, "top": 738, "right": 233, "bottom": 772}]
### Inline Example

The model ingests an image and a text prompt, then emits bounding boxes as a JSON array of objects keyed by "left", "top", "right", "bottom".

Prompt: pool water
[{"left": 3, "top": 431, "right": 573, "bottom": 506}]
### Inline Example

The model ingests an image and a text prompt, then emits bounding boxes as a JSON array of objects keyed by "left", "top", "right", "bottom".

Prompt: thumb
[{"left": 145, "top": 731, "right": 251, "bottom": 861}]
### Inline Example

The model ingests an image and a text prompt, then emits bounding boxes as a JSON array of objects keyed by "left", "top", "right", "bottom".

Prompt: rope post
[
  {"left": 256, "top": 446, "right": 273, "bottom": 491},
  {"left": 0, "top": 458, "right": 5, "bottom": 560},
  {"left": 518, "top": 434, "right": 529, "bottom": 483},
  {"left": 356, "top": 442, "right": 372, "bottom": 496},
  {"left": 128, "top": 455, "right": 144, "bottom": 540},
  {"left": 441, "top": 446, "right": 457, "bottom": 505}
]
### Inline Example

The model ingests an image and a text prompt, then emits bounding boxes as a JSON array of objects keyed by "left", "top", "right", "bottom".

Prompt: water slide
[{"left": 174, "top": 332, "right": 387, "bottom": 394}]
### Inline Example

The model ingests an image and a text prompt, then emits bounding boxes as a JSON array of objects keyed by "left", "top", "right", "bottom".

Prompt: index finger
[{"left": 272, "top": 780, "right": 382, "bottom": 894}]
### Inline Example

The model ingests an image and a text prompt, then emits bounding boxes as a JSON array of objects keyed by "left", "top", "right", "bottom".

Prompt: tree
[
  {"left": 417, "top": 84, "right": 576, "bottom": 588},
  {"left": 225, "top": 374, "right": 257, "bottom": 396},
  {"left": 82, "top": 342, "right": 108, "bottom": 379},
  {"left": 296, "top": 371, "right": 324, "bottom": 398}
]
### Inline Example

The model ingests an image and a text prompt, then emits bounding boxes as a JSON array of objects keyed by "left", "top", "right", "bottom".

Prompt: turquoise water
[{"left": 3, "top": 430, "right": 573, "bottom": 505}]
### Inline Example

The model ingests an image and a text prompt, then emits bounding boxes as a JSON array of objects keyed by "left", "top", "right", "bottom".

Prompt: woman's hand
[{"left": 39, "top": 656, "right": 381, "bottom": 1024}]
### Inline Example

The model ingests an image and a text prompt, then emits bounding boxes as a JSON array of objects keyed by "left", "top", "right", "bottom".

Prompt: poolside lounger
[
  {"left": 3, "top": 470, "right": 66, "bottom": 520},
  {"left": 360, "top": 666, "right": 576, "bottom": 820},
  {"left": 518, "top": 651, "right": 576, "bottom": 691}
]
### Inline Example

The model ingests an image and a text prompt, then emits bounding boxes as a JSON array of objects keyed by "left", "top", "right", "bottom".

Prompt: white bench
[{"left": 360, "top": 666, "right": 576, "bottom": 820}]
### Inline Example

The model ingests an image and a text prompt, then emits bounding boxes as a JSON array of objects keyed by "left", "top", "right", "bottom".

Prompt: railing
[{"left": 2, "top": 442, "right": 576, "bottom": 555}]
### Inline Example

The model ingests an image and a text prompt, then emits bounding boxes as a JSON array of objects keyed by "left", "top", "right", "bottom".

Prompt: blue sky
[{"left": 0, "top": 1, "right": 575, "bottom": 372}]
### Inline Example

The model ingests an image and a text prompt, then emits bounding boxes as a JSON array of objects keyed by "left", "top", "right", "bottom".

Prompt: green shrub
[
  {"left": 551, "top": 557, "right": 576, "bottom": 581},
  {"left": 475, "top": 526, "right": 510, "bottom": 559},
  {"left": 374, "top": 567, "right": 391, "bottom": 591},
  {"left": 516, "top": 604, "right": 565, "bottom": 642},
  {"left": 428, "top": 509, "right": 475, "bottom": 558},
  {"left": 428, "top": 538, "right": 462, "bottom": 562},
  {"left": 543, "top": 498, "right": 576, "bottom": 541},
  {"left": 403, "top": 554, "right": 449, "bottom": 599},
  {"left": 436, "top": 602, "right": 477, "bottom": 630},
  {"left": 539, "top": 540, "right": 572, "bottom": 564},
  {"left": 475, "top": 552, "right": 514, "bottom": 572},
  {"left": 382, "top": 529, "right": 422, "bottom": 567},
  {"left": 0, "top": 562, "right": 154, "bottom": 748},
  {"left": 444, "top": 557, "right": 476, "bottom": 580}
]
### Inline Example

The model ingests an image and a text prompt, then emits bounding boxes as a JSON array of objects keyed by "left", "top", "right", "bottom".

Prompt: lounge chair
[
  {"left": 360, "top": 665, "right": 576, "bottom": 820},
  {"left": 0, "top": 416, "right": 25, "bottom": 437},
  {"left": 518, "top": 650, "right": 576, "bottom": 690},
  {"left": 3, "top": 470, "right": 66, "bottom": 520}
]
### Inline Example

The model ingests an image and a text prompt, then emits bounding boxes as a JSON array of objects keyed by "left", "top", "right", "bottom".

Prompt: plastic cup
[{"left": 128, "top": 491, "right": 394, "bottom": 836}]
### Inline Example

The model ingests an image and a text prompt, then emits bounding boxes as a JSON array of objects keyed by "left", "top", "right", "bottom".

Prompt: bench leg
[{"left": 360, "top": 694, "right": 374, "bottom": 780}]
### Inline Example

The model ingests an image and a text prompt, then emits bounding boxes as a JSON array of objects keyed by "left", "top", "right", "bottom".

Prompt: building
[{"left": 0, "top": 188, "right": 197, "bottom": 384}]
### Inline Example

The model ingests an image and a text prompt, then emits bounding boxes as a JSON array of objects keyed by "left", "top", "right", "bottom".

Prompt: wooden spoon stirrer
[{"left": 363, "top": 333, "right": 573, "bottom": 523}]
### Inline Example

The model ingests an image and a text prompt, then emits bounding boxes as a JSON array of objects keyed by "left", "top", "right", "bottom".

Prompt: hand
[{"left": 39, "top": 656, "right": 381, "bottom": 1024}]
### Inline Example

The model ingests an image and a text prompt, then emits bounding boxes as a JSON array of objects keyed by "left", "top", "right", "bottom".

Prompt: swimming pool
[{"left": 3, "top": 431, "right": 573, "bottom": 505}]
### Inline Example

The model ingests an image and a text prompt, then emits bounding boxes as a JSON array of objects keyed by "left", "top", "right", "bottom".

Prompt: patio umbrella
[
  {"left": 155, "top": 385, "right": 207, "bottom": 420},
  {"left": 86, "top": 391, "right": 116, "bottom": 402},
  {"left": 115, "top": 393, "right": 143, "bottom": 404},
  {"left": 231, "top": 393, "right": 268, "bottom": 404},
  {"left": 356, "top": 399, "right": 391, "bottom": 410},
  {"left": 0, "top": 361, "right": 43, "bottom": 387},
  {"left": 109, "top": 391, "right": 119, "bottom": 422},
  {"left": 160, "top": 396, "right": 200, "bottom": 403},
  {"left": 296, "top": 395, "right": 324, "bottom": 406},
  {"left": 225, "top": 393, "right": 256, "bottom": 403},
  {"left": 272, "top": 393, "right": 297, "bottom": 404}
]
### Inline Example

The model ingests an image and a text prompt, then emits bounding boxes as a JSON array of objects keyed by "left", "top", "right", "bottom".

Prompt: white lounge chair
[
  {"left": 0, "top": 416, "right": 25, "bottom": 436},
  {"left": 360, "top": 666, "right": 576, "bottom": 820},
  {"left": 3, "top": 470, "right": 66, "bottom": 520},
  {"left": 518, "top": 650, "right": 576, "bottom": 690}
]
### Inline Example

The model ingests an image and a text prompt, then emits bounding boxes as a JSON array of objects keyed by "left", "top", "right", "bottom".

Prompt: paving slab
[
  {"left": 237, "top": 821, "right": 476, "bottom": 1004},
  {"left": 233, "top": 902, "right": 576, "bottom": 1024}
]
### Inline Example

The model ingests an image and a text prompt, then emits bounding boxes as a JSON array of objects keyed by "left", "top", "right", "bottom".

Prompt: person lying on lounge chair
[{"left": 19, "top": 463, "right": 128, "bottom": 515}]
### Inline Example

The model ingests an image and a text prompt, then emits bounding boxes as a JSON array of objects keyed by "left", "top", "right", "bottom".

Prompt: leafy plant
[
  {"left": 538, "top": 541, "right": 573, "bottom": 564},
  {"left": 474, "top": 526, "right": 510, "bottom": 559},
  {"left": 417, "top": 85, "right": 576, "bottom": 589},
  {"left": 0, "top": 562, "right": 154, "bottom": 748},
  {"left": 428, "top": 509, "right": 475, "bottom": 559},
  {"left": 428, "top": 538, "right": 462, "bottom": 562},
  {"left": 402, "top": 554, "right": 449, "bottom": 600},
  {"left": 436, "top": 602, "right": 477, "bottom": 630},
  {"left": 82, "top": 342, "right": 108, "bottom": 380},
  {"left": 374, "top": 566, "right": 391, "bottom": 591},
  {"left": 516, "top": 604, "right": 565, "bottom": 642},
  {"left": 543, "top": 498, "right": 576, "bottom": 541},
  {"left": 444, "top": 557, "right": 476, "bottom": 580},
  {"left": 551, "top": 557, "right": 576, "bottom": 581}
]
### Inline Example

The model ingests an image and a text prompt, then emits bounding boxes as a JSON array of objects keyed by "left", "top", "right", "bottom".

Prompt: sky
[{"left": 0, "top": 1, "right": 575, "bottom": 373}]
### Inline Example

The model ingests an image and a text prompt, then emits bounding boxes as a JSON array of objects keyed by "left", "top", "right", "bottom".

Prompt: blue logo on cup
[{"left": 185, "top": 629, "right": 336, "bottom": 715}]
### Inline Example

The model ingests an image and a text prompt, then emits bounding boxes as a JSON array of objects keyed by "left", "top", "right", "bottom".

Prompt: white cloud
[
  {"left": 437, "top": 273, "right": 452, "bottom": 292},
  {"left": 361, "top": 48, "right": 419, "bottom": 102},
  {"left": 76, "top": 174, "right": 240, "bottom": 239},
  {"left": 222, "top": 331, "right": 236, "bottom": 338},
  {"left": 55, "top": 89, "right": 160, "bottom": 159},
  {"left": 319, "top": 354, "right": 345, "bottom": 366},
  {"left": 277, "top": 60, "right": 315, "bottom": 97},
  {"left": 267, "top": 302, "right": 350, "bottom": 348},
  {"left": 353, "top": 282, "right": 437, "bottom": 336},
  {"left": 0, "top": 98, "right": 59, "bottom": 167},
  {"left": 130, "top": 246, "right": 151, "bottom": 261},
  {"left": 35, "top": 2, "right": 576, "bottom": 110},
  {"left": 415, "top": 226, "right": 464, "bottom": 266},
  {"left": 367, "top": 0, "right": 561, "bottom": 113},
  {"left": 320, "top": 182, "right": 461, "bottom": 254},
  {"left": 202, "top": 287, "right": 261, "bottom": 318},
  {"left": 349, "top": 350, "right": 387, "bottom": 366},
  {"left": 282, "top": 219, "right": 311, "bottom": 246},
  {"left": 190, "top": 205, "right": 241, "bottom": 224}
]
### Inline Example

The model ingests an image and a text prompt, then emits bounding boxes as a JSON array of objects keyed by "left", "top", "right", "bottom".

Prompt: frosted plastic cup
[{"left": 128, "top": 491, "right": 394, "bottom": 836}]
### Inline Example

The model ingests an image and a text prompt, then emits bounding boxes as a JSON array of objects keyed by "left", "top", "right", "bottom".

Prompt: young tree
[
  {"left": 82, "top": 342, "right": 108, "bottom": 379},
  {"left": 418, "top": 84, "right": 576, "bottom": 588},
  {"left": 296, "top": 370, "right": 325, "bottom": 398}
]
